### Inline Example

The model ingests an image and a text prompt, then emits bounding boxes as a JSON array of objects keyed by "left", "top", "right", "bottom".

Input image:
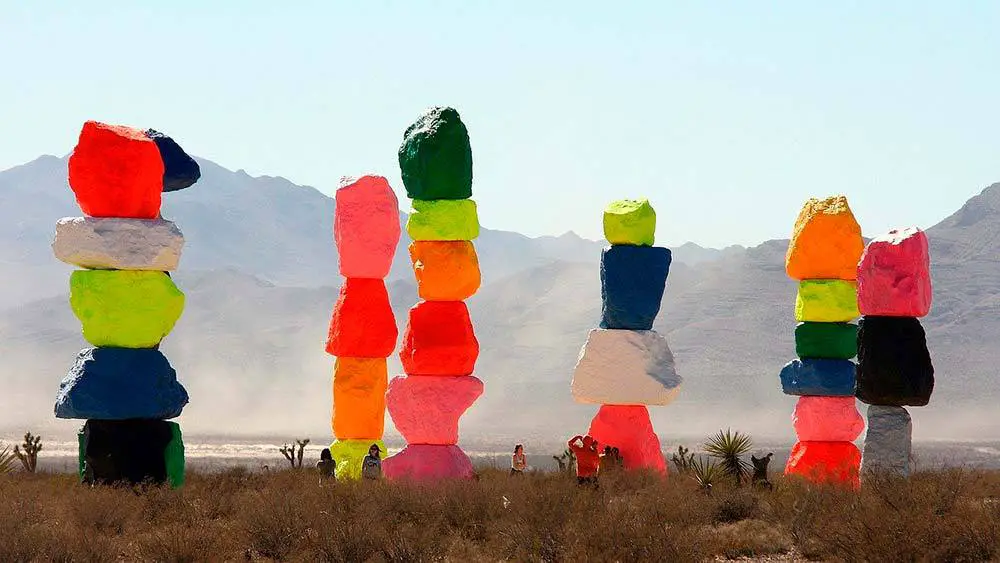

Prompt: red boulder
[
  {"left": 400, "top": 301, "right": 479, "bottom": 376},
  {"left": 784, "top": 441, "right": 861, "bottom": 490},
  {"left": 587, "top": 405, "right": 667, "bottom": 474},
  {"left": 326, "top": 279, "right": 398, "bottom": 358}
]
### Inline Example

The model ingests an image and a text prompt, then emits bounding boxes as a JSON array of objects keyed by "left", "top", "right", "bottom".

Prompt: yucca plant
[
  {"left": 704, "top": 429, "right": 753, "bottom": 486},
  {"left": 691, "top": 455, "right": 723, "bottom": 493},
  {"left": 0, "top": 443, "right": 18, "bottom": 474}
]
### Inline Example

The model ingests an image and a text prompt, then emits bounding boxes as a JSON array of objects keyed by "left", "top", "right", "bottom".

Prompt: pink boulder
[
  {"left": 587, "top": 405, "right": 666, "bottom": 474},
  {"left": 857, "top": 227, "right": 932, "bottom": 317},
  {"left": 792, "top": 396, "right": 864, "bottom": 442},
  {"left": 386, "top": 375, "right": 483, "bottom": 445},
  {"left": 383, "top": 444, "right": 475, "bottom": 481},
  {"left": 334, "top": 176, "right": 401, "bottom": 279}
]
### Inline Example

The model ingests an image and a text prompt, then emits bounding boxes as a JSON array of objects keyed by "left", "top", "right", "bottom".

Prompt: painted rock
[
  {"left": 795, "top": 280, "right": 859, "bottom": 323},
  {"left": 400, "top": 301, "right": 479, "bottom": 376},
  {"left": 332, "top": 358, "right": 388, "bottom": 440},
  {"left": 80, "top": 419, "right": 175, "bottom": 486},
  {"left": 53, "top": 216, "right": 185, "bottom": 271},
  {"left": 398, "top": 106, "right": 473, "bottom": 201},
  {"left": 785, "top": 196, "right": 864, "bottom": 281},
  {"left": 784, "top": 441, "right": 861, "bottom": 489},
  {"left": 383, "top": 444, "right": 476, "bottom": 480},
  {"left": 329, "top": 439, "right": 387, "bottom": 480},
  {"left": 386, "top": 375, "right": 484, "bottom": 444},
  {"left": 144, "top": 129, "right": 201, "bottom": 193},
  {"left": 792, "top": 396, "right": 864, "bottom": 442},
  {"left": 406, "top": 199, "right": 479, "bottom": 241},
  {"left": 326, "top": 278, "right": 398, "bottom": 358},
  {"left": 164, "top": 422, "right": 185, "bottom": 488},
  {"left": 588, "top": 405, "right": 667, "bottom": 473},
  {"left": 410, "top": 241, "right": 481, "bottom": 301},
  {"left": 334, "top": 175, "right": 401, "bottom": 279},
  {"left": 857, "top": 227, "right": 932, "bottom": 317},
  {"left": 600, "top": 245, "right": 671, "bottom": 330},
  {"left": 779, "top": 358, "right": 856, "bottom": 397},
  {"left": 69, "top": 270, "right": 185, "bottom": 348},
  {"left": 55, "top": 347, "right": 188, "bottom": 420},
  {"left": 795, "top": 322, "right": 857, "bottom": 360},
  {"left": 603, "top": 199, "right": 656, "bottom": 246},
  {"left": 68, "top": 121, "right": 164, "bottom": 218},
  {"left": 571, "top": 329, "right": 681, "bottom": 405},
  {"left": 856, "top": 316, "right": 934, "bottom": 406},
  {"left": 861, "top": 405, "right": 912, "bottom": 476}
]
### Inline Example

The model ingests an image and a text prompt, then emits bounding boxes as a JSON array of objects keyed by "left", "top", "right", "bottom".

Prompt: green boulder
[
  {"left": 795, "top": 322, "right": 858, "bottom": 359},
  {"left": 398, "top": 107, "right": 473, "bottom": 200},
  {"left": 70, "top": 270, "right": 185, "bottom": 348},
  {"left": 164, "top": 422, "right": 185, "bottom": 488},
  {"left": 406, "top": 199, "right": 479, "bottom": 241},
  {"left": 603, "top": 199, "right": 656, "bottom": 245},
  {"left": 330, "top": 439, "right": 386, "bottom": 480}
]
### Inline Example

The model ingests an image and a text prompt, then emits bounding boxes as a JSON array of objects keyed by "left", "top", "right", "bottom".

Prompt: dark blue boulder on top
[
  {"left": 145, "top": 129, "right": 201, "bottom": 192},
  {"left": 600, "top": 245, "right": 671, "bottom": 330},
  {"left": 780, "top": 358, "right": 856, "bottom": 397},
  {"left": 55, "top": 347, "right": 189, "bottom": 420}
]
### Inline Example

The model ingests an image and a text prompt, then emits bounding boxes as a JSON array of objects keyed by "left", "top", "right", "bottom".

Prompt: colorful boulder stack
[
  {"left": 384, "top": 107, "right": 484, "bottom": 480},
  {"left": 781, "top": 196, "right": 865, "bottom": 489},
  {"left": 326, "top": 175, "right": 401, "bottom": 479},
  {"left": 856, "top": 227, "right": 933, "bottom": 476},
  {"left": 570, "top": 199, "right": 678, "bottom": 473},
  {"left": 53, "top": 121, "right": 200, "bottom": 487}
]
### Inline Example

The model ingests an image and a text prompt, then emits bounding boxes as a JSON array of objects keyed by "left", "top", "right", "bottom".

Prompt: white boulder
[
  {"left": 861, "top": 405, "right": 912, "bottom": 476},
  {"left": 53, "top": 217, "right": 185, "bottom": 271},
  {"left": 571, "top": 329, "right": 681, "bottom": 405}
]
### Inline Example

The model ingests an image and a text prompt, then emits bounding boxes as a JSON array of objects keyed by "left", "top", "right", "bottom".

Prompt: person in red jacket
[{"left": 568, "top": 435, "right": 601, "bottom": 487}]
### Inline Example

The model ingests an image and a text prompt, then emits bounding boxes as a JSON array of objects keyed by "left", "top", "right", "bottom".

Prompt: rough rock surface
[
  {"left": 164, "top": 422, "right": 185, "bottom": 488},
  {"left": 386, "top": 375, "right": 484, "bottom": 444},
  {"left": 55, "top": 347, "right": 188, "bottom": 420},
  {"left": 406, "top": 199, "right": 480, "bottom": 241},
  {"left": 326, "top": 278, "right": 398, "bottom": 358},
  {"left": 784, "top": 440, "right": 861, "bottom": 489},
  {"left": 792, "top": 396, "right": 864, "bottom": 442},
  {"left": 144, "top": 129, "right": 201, "bottom": 193},
  {"left": 857, "top": 227, "right": 932, "bottom": 317},
  {"left": 53, "top": 216, "right": 185, "bottom": 271},
  {"left": 68, "top": 121, "right": 164, "bottom": 218},
  {"left": 861, "top": 405, "right": 912, "bottom": 476},
  {"left": 398, "top": 106, "right": 473, "bottom": 201},
  {"left": 332, "top": 358, "right": 388, "bottom": 440},
  {"left": 588, "top": 405, "right": 667, "bottom": 473},
  {"left": 600, "top": 245, "right": 671, "bottom": 330},
  {"left": 383, "top": 444, "right": 476, "bottom": 481},
  {"left": 603, "top": 199, "right": 656, "bottom": 246},
  {"left": 571, "top": 329, "right": 681, "bottom": 405},
  {"left": 334, "top": 175, "right": 401, "bottom": 279},
  {"left": 785, "top": 195, "right": 864, "bottom": 280},
  {"left": 780, "top": 358, "right": 856, "bottom": 397},
  {"left": 795, "top": 279, "right": 859, "bottom": 322},
  {"left": 400, "top": 301, "right": 479, "bottom": 376},
  {"left": 330, "top": 439, "right": 386, "bottom": 480},
  {"left": 795, "top": 322, "right": 857, "bottom": 359},
  {"left": 856, "top": 316, "right": 934, "bottom": 406},
  {"left": 80, "top": 419, "right": 174, "bottom": 486},
  {"left": 410, "top": 241, "right": 481, "bottom": 301},
  {"left": 69, "top": 270, "right": 185, "bottom": 348}
]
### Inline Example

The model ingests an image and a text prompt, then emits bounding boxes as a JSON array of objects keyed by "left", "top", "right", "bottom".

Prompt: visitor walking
[
  {"left": 568, "top": 435, "right": 601, "bottom": 487},
  {"left": 511, "top": 444, "right": 527, "bottom": 476},
  {"left": 361, "top": 443, "right": 382, "bottom": 480},
  {"left": 316, "top": 447, "right": 336, "bottom": 483}
]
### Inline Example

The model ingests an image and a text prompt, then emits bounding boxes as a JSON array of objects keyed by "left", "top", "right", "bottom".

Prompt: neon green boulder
[
  {"left": 69, "top": 270, "right": 185, "bottom": 348},
  {"left": 330, "top": 439, "right": 386, "bottom": 480},
  {"left": 165, "top": 422, "right": 185, "bottom": 488},
  {"left": 406, "top": 199, "right": 479, "bottom": 241},
  {"left": 603, "top": 199, "right": 656, "bottom": 246},
  {"left": 795, "top": 280, "right": 859, "bottom": 323}
]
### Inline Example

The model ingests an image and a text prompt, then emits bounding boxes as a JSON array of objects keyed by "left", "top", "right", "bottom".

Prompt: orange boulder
[
  {"left": 400, "top": 301, "right": 479, "bottom": 376},
  {"left": 409, "top": 241, "right": 481, "bottom": 301},
  {"left": 332, "top": 358, "right": 388, "bottom": 439},
  {"left": 785, "top": 196, "right": 864, "bottom": 281},
  {"left": 784, "top": 440, "right": 861, "bottom": 489}
]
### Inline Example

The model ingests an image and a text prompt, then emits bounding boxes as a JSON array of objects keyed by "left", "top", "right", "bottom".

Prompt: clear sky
[{"left": 1, "top": 2, "right": 997, "bottom": 247}]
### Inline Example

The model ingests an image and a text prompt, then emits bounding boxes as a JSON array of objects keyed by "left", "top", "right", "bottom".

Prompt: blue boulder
[
  {"left": 145, "top": 129, "right": 201, "bottom": 192},
  {"left": 55, "top": 347, "right": 189, "bottom": 420},
  {"left": 779, "top": 358, "right": 856, "bottom": 396},
  {"left": 600, "top": 245, "right": 671, "bottom": 330}
]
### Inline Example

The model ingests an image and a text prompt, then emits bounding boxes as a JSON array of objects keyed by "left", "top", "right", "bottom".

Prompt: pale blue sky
[{"left": 1, "top": 2, "right": 997, "bottom": 247}]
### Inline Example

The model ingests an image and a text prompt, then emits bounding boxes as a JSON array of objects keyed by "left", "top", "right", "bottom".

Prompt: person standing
[
  {"left": 568, "top": 435, "right": 601, "bottom": 487},
  {"left": 316, "top": 448, "right": 336, "bottom": 483},
  {"left": 511, "top": 444, "right": 527, "bottom": 476},
  {"left": 361, "top": 444, "right": 382, "bottom": 480}
]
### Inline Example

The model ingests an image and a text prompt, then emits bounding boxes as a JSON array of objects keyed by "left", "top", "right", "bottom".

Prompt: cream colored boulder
[
  {"left": 571, "top": 329, "right": 681, "bottom": 405},
  {"left": 53, "top": 217, "right": 184, "bottom": 271}
]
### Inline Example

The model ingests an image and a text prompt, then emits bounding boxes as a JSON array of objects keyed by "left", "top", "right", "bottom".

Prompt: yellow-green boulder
[
  {"left": 330, "top": 439, "right": 386, "bottom": 480},
  {"left": 406, "top": 199, "right": 479, "bottom": 241},
  {"left": 795, "top": 280, "right": 859, "bottom": 323},
  {"left": 603, "top": 199, "right": 656, "bottom": 246},
  {"left": 70, "top": 270, "right": 185, "bottom": 348}
]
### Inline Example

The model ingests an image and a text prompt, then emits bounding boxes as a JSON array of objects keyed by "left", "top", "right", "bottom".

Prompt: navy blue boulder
[
  {"left": 779, "top": 358, "right": 856, "bottom": 397},
  {"left": 600, "top": 245, "right": 671, "bottom": 330},
  {"left": 55, "top": 347, "right": 189, "bottom": 420},
  {"left": 145, "top": 129, "right": 201, "bottom": 192}
]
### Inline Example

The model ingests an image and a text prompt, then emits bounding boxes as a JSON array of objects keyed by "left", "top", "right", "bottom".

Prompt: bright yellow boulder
[
  {"left": 795, "top": 280, "right": 859, "bottom": 322},
  {"left": 329, "top": 439, "right": 386, "bottom": 480},
  {"left": 785, "top": 196, "right": 864, "bottom": 281}
]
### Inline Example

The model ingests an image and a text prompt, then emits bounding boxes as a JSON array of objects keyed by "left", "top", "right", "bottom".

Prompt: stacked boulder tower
[
  {"left": 53, "top": 121, "right": 200, "bottom": 487},
  {"left": 781, "top": 196, "right": 865, "bottom": 488},
  {"left": 383, "top": 107, "right": 484, "bottom": 480},
  {"left": 856, "top": 227, "right": 934, "bottom": 476},
  {"left": 570, "top": 199, "right": 679, "bottom": 473},
  {"left": 326, "top": 176, "right": 401, "bottom": 479}
]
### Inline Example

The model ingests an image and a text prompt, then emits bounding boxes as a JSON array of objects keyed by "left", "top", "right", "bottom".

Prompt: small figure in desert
[
  {"left": 752, "top": 452, "right": 774, "bottom": 490},
  {"left": 511, "top": 444, "right": 527, "bottom": 476},
  {"left": 568, "top": 435, "right": 601, "bottom": 487},
  {"left": 361, "top": 444, "right": 382, "bottom": 480}
]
